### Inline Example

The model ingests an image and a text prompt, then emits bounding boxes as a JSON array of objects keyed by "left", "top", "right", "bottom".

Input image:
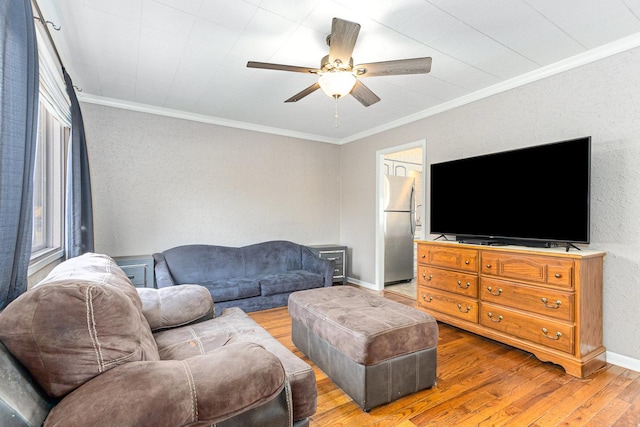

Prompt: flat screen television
[{"left": 429, "top": 137, "right": 591, "bottom": 247}]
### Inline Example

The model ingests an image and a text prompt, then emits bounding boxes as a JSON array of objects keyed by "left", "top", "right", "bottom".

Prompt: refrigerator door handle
[
  {"left": 410, "top": 184, "right": 415, "bottom": 212},
  {"left": 410, "top": 185, "right": 416, "bottom": 236},
  {"left": 410, "top": 211, "right": 416, "bottom": 236}
]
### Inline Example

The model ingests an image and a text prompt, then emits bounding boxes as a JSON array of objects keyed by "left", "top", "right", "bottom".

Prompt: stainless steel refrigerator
[{"left": 383, "top": 175, "right": 416, "bottom": 284}]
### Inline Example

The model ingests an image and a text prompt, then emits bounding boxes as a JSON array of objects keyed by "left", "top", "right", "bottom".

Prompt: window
[
  {"left": 29, "top": 6, "right": 72, "bottom": 274},
  {"left": 31, "top": 102, "right": 67, "bottom": 262}
]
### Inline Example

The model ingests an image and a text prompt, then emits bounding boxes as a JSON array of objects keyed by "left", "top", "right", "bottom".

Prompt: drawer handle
[
  {"left": 464, "top": 259, "right": 470, "bottom": 265},
  {"left": 487, "top": 286, "right": 502, "bottom": 296},
  {"left": 420, "top": 254, "right": 426, "bottom": 258},
  {"left": 457, "top": 303, "right": 471, "bottom": 313},
  {"left": 457, "top": 280, "right": 470, "bottom": 289},
  {"left": 487, "top": 312, "right": 503, "bottom": 322},
  {"left": 421, "top": 294, "right": 433, "bottom": 303},
  {"left": 541, "top": 297, "right": 562, "bottom": 309},
  {"left": 542, "top": 328, "right": 562, "bottom": 340},
  {"left": 127, "top": 275, "right": 135, "bottom": 280},
  {"left": 422, "top": 273, "right": 433, "bottom": 281},
  {"left": 554, "top": 273, "right": 561, "bottom": 278},
  {"left": 485, "top": 264, "right": 492, "bottom": 269}
]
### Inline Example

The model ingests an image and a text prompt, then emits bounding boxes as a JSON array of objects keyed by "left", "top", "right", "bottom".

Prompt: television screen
[{"left": 430, "top": 137, "right": 591, "bottom": 245}]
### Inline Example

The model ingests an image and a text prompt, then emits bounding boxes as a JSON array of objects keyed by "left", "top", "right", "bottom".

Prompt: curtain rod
[{"left": 30, "top": 0, "right": 65, "bottom": 71}]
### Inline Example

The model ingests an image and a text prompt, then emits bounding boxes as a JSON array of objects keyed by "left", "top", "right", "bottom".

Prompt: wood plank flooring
[{"left": 249, "top": 289, "right": 640, "bottom": 427}]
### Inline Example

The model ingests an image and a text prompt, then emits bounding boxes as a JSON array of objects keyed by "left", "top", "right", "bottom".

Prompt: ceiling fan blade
[
  {"left": 328, "top": 17, "right": 361, "bottom": 65},
  {"left": 247, "top": 61, "right": 320, "bottom": 74},
  {"left": 350, "top": 80, "right": 380, "bottom": 107},
  {"left": 285, "top": 82, "right": 321, "bottom": 103},
  {"left": 355, "top": 57, "right": 432, "bottom": 77}
]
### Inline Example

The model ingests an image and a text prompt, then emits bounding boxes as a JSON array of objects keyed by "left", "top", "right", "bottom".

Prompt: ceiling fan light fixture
[
  {"left": 318, "top": 71, "right": 357, "bottom": 98},
  {"left": 248, "top": 18, "right": 431, "bottom": 109}
]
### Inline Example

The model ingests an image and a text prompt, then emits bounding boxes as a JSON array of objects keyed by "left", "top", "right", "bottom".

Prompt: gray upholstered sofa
[
  {"left": 0, "top": 253, "right": 317, "bottom": 427},
  {"left": 153, "top": 240, "right": 334, "bottom": 316}
]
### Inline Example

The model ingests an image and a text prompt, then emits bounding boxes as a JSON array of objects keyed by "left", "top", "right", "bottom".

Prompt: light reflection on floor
[{"left": 384, "top": 279, "right": 416, "bottom": 299}]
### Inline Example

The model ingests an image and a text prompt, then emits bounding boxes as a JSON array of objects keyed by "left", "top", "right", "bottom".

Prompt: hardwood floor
[{"left": 249, "top": 290, "right": 640, "bottom": 427}]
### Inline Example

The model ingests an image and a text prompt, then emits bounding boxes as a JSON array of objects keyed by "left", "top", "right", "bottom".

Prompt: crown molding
[
  {"left": 76, "top": 94, "right": 342, "bottom": 145},
  {"left": 78, "top": 32, "right": 640, "bottom": 145},
  {"left": 341, "top": 32, "right": 640, "bottom": 144}
]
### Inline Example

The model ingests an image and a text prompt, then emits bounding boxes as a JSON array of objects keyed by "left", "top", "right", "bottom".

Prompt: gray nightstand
[
  {"left": 113, "top": 255, "right": 155, "bottom": 288},
  {"left": 306, "top": 245, "right": 347, "bottom": 285}
]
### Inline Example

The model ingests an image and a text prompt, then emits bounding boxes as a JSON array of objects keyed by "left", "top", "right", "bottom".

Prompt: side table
[
  {"left": 306, "top": 245, "right": 347, "bottom": 285},
  {"left": 113, "top": 255, "right": 155, "bottom": 288}
]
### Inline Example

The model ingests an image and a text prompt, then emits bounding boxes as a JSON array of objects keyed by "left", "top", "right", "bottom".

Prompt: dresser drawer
[
  {"left": 481, "top": 252, "right": 574, "bottom": 288},
  {"left": 480, "top": 302, "right": 574, "bottom": 353},
  {"left": 318, "top": 250, "right": 344, "bottom": 265},
  {"left": 418, "top": 266, "right": 478, "bottom": 297},
  {"left": 417, "top": 244, "right": 478, "bottom": 272},
  {"left": 119, "top": 264, "right": 147, "bottom": 287},
  {"left": 319, "top": 251, "right": 345, "bottom": 276},
  {"left": 307, "top": 246, "right": 347, "bottom": 283},
  {"left": 114, "top": 255, "right": 154, "bottom": 288},
  {"left": 480, "top": 278, "right": 574, "bottom": 321},
  {"left": 418, "top": 285, "right": 478, "bottom": 323}
]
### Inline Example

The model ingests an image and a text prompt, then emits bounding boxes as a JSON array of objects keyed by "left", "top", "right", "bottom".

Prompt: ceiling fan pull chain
[{"left": 334, "top": 95, "right": 339, "bottom": 128}]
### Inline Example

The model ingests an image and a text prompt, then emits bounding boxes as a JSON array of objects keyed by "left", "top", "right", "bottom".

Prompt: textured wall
[
  {"left": 341, "top": 46, "right": 640, "bottom": 360},
  {"left": 82, "top": 104, "right": 341, "bottom": 255}
]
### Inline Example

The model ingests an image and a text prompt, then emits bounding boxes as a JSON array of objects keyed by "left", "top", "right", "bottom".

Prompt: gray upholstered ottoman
[{"left": 288, "top": 286, "right": 438, "bottom": 411}]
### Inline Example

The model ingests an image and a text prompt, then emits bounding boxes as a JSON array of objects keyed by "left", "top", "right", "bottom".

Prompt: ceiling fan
[{"left": 247, "top": 17, "right": 432, "bottom": 107}]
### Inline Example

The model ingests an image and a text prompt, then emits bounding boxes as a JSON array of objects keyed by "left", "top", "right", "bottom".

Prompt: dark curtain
[
  {"left": 64, "top": 69, "right": 94, "bottom": 258},
  {"left": 0, "top": 0, "right": 39, "bottom": 309}
]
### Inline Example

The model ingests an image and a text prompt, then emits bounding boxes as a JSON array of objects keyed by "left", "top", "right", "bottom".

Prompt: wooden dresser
[{"left": 415, "top": 240, "right": 606, "bottom": 378}]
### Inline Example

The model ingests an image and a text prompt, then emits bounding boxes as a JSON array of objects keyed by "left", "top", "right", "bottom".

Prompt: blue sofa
[{"left": 153, "top": 241, "right": 334, "bottom": 315}]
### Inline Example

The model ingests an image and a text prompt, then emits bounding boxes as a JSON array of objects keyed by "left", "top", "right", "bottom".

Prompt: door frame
[{"left": 375, "top": 139, "right": 427, "bottom": 291}]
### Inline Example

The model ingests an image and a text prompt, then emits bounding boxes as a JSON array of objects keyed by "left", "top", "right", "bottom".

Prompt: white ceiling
[{"left": 35, "top": 0, "right": 640, "bottom": 143}]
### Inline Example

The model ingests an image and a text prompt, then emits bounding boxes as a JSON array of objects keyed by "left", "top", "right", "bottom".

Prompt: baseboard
[{"left": 606, "top": 351, "right": 640, "bottom": 373}]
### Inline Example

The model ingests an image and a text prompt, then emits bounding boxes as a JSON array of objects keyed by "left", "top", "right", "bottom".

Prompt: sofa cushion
[
  {"left": 163, "top": 245, "right": 245, "bottom": 283},
  {"left": 137, "top": 285, "right": 214, "bottom": 331},
  {"left": 153, "top": 307, "right": 317, "bottom": 421},
  {"left": 44, "top": 342, "right": 287, "bottom": 427},
  {"left": 0, "top": 253, "right": 159, "bottom": 398},
  {"left": 242, "top": 241, "right": 302, "bottom": 276},
  {"left": 201, "top": 278, "right": 261, "bottom": 302},
  {"left": 259, "top": 271, "right": 324, "bottom": 297}
]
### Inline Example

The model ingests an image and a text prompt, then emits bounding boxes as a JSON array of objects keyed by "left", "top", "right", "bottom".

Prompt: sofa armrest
[
  {"left": 137, "top": 285, "right": 214, "bottom": 331},
  {"left": 0, "top": 342, "right": 56, "bottom": 427},
  {"left": 153, "top": 252, "right": 176, "bottom": 288},
  {"left": 44, "top": 342, "right": 290, "bottom": 427},
  {"left": 301, "top": 247, "right": 334, "bottom": 287}
]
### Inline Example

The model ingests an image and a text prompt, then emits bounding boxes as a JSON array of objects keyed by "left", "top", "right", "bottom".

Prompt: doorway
[{"left": 375, "top": 140, "right": 426, "bottom": 297}]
